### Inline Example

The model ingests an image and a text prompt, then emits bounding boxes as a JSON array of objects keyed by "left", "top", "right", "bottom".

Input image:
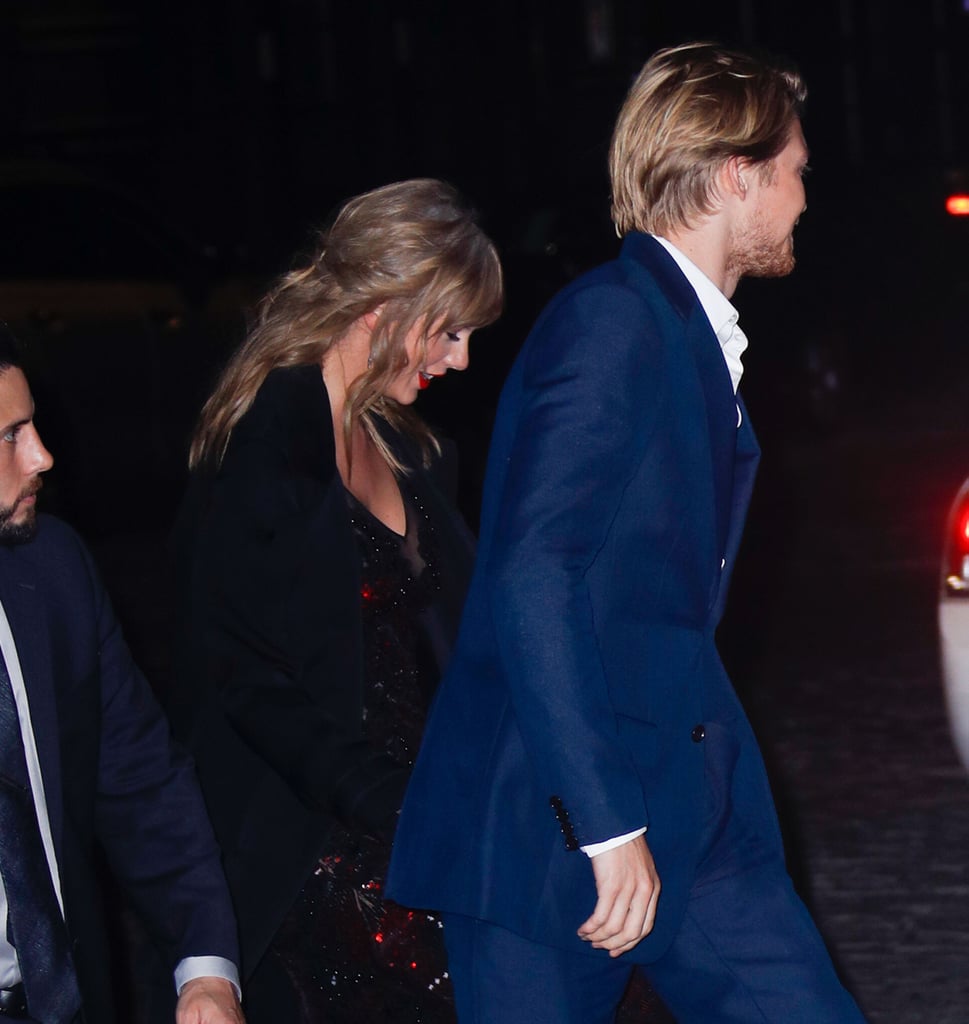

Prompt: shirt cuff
[
  {"left": 174, "top": 956, "right": 242, "bottom": 1001},
  {"left": 580, "top": 826, "right": 647, "bottom": 858}
]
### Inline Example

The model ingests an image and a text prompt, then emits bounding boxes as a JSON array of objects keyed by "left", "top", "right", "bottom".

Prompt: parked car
[
  {"left": 0, "top": 161, "right": 253, "bottom": 533},
  {"left": 940, "top": 475, "right": 969, "bottom": 770}
]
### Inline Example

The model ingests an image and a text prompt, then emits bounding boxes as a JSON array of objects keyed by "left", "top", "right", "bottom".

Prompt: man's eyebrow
[{"left": 0, "top": 415, "right": 31, "bottom": 436}]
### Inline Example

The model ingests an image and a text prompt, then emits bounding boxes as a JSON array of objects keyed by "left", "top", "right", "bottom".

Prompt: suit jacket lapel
[
  {"left": 0, "top": 549, "right": 65, "bottom": 861},
  {"left": 713, "top": 399, "right": 761, "bottom": 620},
  {"left": 622, "top": 234, "right": 739, "bottom": 561},
  {"left": 733, "top": 396, "right": 761, "bottom": 514},
  {"left": 684, "top": 306, "right": 737, "bottom": 561}
]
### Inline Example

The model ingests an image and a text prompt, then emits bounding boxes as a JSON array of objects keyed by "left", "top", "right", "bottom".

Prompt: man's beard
[
  {"left": 728, "top": 210, "right": 797, "bottom": 280},
  {"left": 0, "top": 481, "right": 41, "bottom": 545}
]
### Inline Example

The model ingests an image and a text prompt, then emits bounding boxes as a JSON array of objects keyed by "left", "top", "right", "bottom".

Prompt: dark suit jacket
[
  {"left": 0, "top": 515, "right": 238, "bottom": 1024},
  {"left": 169, "top": 365, "right": 475, "bottom": 979},
  {"left": 388, "top": 232, "right": 784, "bottom": 962}
]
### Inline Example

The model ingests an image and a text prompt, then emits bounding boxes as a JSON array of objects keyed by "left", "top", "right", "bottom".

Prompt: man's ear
[{"left": 722, "top": 156, "right": 751, "bottom": 200}]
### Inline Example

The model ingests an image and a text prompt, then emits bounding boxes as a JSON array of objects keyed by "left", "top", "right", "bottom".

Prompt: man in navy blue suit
[
  {"left": 389, "top": 42, "right": 867, "bottom": 1023},
  {"left": 0, "top": 326, "right": 243, "bottom": 1023}
]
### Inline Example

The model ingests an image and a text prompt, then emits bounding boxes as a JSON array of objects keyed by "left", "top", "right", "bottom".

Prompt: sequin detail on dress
[{"left": 272, "top": 487, "right": 454, "bottom": 1023}]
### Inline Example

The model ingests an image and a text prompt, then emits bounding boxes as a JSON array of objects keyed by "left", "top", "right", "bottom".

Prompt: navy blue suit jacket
[
  {"left": 388, "top": 233, "right": 783, "bottom": 962},
  {"left": 0, "top": 516, "right": 238, "bottom": 1022}
]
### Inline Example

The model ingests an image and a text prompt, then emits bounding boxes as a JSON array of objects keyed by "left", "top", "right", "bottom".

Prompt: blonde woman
[{"left": 169, "top": 179, "right": 502, "bottom": 1023}]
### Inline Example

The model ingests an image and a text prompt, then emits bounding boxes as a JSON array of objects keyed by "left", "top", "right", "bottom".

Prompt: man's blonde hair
[{"left": 610, "top": 42, "right": 806, "bottom": 237}]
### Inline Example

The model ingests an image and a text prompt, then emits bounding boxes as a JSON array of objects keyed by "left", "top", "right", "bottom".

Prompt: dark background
[
  {"left": 4, "top": 0, "right": 968, "bottom": 265},
  {"left": 5, "top": 3, "right": 969, "bottom": 1022},
  {"left": 3, "top": 0, "right": 969, "bottom": 525}
]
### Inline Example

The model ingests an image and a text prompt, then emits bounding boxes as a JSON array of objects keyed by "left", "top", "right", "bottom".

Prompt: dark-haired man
[{"left": 0, "top": 326, "right": 243, "bottom": 1023}]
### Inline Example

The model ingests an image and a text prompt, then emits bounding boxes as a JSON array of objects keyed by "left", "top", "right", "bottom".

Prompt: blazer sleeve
[
  {"left": 59, "top": 529, "right": 241, "bottom": 971},
  {"left": 486, "top": 280, "right": 670, "bottom": 845},
  {"left": 186, "top": 370, "right": 410, "bottom": 841}
]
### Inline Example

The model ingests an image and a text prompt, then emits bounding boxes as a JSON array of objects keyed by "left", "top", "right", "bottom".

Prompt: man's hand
[
  {"left": 176, "top": 977, "right": 246, "bottom": 1024},
  {"left": 577, "top": 835, "right": 660, "bottom": 957}
]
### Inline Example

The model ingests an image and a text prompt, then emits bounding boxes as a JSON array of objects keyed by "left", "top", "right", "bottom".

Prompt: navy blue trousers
[{"left": 443, "top": 725, "right": 867, "bottom": 1023}]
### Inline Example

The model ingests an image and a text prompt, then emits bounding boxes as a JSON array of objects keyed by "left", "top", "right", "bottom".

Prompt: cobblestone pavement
[{"left": 722, "top": 393, "right": 969, "bottom": 1024}]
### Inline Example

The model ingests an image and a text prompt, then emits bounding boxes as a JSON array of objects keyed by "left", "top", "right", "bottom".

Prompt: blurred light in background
[{"left": 945, "top": 194, "right": 969, "bottom": 215}]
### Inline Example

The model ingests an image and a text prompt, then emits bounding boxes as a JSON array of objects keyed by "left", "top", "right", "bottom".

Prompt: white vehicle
[{"left": 940, "top": 476, "right": 969, "bottom": 770}]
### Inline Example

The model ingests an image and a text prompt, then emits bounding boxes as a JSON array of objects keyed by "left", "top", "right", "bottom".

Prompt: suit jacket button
[{"left": 691, "top": 724, "right": 706, "bottom": 743}]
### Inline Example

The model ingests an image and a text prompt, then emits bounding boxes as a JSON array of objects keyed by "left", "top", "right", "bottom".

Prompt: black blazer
[
  {"left": 0, "top": 515, "right": 239, "bottom": 1024},
  {"left": 169, "top": 364, "right": 475, "bottom": 978}
]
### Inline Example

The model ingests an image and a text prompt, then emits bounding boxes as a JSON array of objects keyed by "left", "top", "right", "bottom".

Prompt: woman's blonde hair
[
  {"left": 610, "top": 42, "right": 806, "bottom": 238},
  {"left": 190, "top": 178, "right": 503, "bottom": 471}
]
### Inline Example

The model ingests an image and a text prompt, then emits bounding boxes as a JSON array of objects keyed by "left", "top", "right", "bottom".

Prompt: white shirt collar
[{"left": 652, "top": 235, "right": 747, "bottom": 395}]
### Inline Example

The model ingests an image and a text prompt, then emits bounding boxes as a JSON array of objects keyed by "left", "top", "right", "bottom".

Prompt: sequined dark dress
[{"left": 272, "top": 486, "right": 455, "bottom": 1023}]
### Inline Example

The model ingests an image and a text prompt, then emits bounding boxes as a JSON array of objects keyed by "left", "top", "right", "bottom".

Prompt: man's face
[
  {"left": 0, "top": 367, "right": 53, "bottom": 544},
  {"left": 730, "top": 119, "right": 809, "bottom": 280}
]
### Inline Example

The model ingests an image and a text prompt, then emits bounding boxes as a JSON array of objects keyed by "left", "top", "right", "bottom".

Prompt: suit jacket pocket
[{"left": 601, "top": 622, "right": 704, "bottom": 725}]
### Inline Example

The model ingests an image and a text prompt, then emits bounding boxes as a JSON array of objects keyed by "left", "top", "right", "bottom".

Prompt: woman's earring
[{"left": 367, "top": 353, "right": 374, "bottom": 369}]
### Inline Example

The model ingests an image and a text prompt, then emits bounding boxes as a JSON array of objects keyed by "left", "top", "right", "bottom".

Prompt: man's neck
[{"left": 660, "top": 221, "right": 737, "bottom": 299}]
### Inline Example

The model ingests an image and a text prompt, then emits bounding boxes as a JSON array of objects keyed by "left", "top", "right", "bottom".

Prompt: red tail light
[
  {"left": 944, "top": 484, "right": 969, "bottom": 595},
  {"left": 947, "top": 194, "right": 969, "bottom": 216}
]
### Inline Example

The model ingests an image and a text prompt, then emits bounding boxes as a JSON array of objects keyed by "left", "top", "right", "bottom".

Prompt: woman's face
[{"left": 385, "top": 322, "right": 473, "bottom": 405}]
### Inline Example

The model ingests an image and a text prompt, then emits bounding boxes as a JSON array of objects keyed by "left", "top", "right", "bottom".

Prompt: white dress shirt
[{"left": 0, "top": 597, "right": 239, "bottom": 998}]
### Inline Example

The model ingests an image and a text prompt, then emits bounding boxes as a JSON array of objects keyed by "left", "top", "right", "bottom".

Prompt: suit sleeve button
[{"left": 691, "top": 724, "right": 706, "bottom": 743}]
